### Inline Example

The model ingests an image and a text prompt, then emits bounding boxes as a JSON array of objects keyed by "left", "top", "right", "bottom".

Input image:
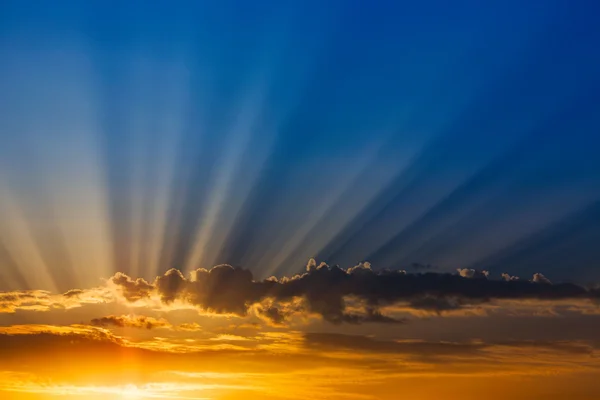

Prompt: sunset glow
[{"left": 1, "top": 1, "right": 600, "bottom": 399}]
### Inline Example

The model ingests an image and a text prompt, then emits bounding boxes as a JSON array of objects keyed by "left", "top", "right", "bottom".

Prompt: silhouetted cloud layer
[
  {"left": 105, "top": 260, "right": 599, "bottom": 324},
  {"left": 1, "top": 326, "right": 595, "bottom": 366},
  {"left": 90, "top": 315, "right": 170, "bottom": 330},
  {"left": 302, "top": 333, "right": 596, "bottom": 361}
]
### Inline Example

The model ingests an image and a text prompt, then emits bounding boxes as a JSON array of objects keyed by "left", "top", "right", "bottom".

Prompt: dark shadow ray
[
  {"left": 367, "top": 82, "right": 600, "bottom": 270},
  {"left": 469, "top": 200, "right": 600, "bottom": 282},
  {"left": 0, "top": 150, "right": 76, "bottom": 291},
  {"left": 0, "top": 240, "right": 29, "bottom": 290},
  {"left": 317, "top": 14, "right": 600, "bottom": 269},
  {"left": 96, "top": 62, "right": 136, "bottom": 277}
]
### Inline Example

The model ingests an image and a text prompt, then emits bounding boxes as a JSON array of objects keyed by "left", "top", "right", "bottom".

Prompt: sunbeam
[{"left": 1, "top": 1, "right": 600, "bottom": 399}]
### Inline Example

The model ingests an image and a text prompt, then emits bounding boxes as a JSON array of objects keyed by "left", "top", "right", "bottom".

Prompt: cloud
[
  {"left": 501, "top": 273, "right": 519, "bottom": 281},
  {"left": 62, "top": 289, "right": 85, "bottom": 298},
  {"left": 302, "top": 333, "right": 597, "bottom": 360},
  {"left": 90, "top": 315, "right": 171, "bottom": 330},
  {"left": 532, "top": 273, "right": 552, "bottom": 284},
  {"left": 209, "top": 334, "right": 252, "bottom": 342},
  {"left": 3, "top": 261, "right": 599, "bottom": 322},
  {"left": 0, "top": 324, "right": 251, "bottom": 359},
  {"left": 0, "top": 289, "right": 108, "bottom": 313},
  {"left": 1, "top": 323, "right": 598, "bottom": 390},
  {"left": 175, "top": 322, "right": 204, "bottom": 332},
  {"left": 457, "top": 268, "right": 490, "bottom": 279},
  {"left": 110, "top": 272, "right": 154, "bottom": 302},
  {"left": 349, "top": 308, "right": 406, "bottom": 324},
  {"left": 255, "top": 305, "right": 287, "bottom": 325},
  {"left": 407, "top": 296, "right": 464, "bottom": 313},
  {"left": 0, "top": 324, "right": 126, "bottom": 360},
  {"left": 154, "top": 265, "right": 271, "bottom": 315},
  {"left": 106, "top": 262, "right": 600, "bottom": 323},
  {"left": 303, "top": 333, "right": 486, "bottom": 356},
  {"left": 0, "top": 286, "right": 114, "bottom": 314},
  {"left": 0, "top": 291, "right": 53, "bottom": 313}
]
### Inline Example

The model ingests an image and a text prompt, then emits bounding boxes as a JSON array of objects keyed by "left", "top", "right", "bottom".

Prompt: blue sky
[{"left": 1, "top": 0, "right": 600, "bottom": 291}]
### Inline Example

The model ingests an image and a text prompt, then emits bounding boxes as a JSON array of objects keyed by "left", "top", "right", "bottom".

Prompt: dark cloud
[
  {"left": 411, "top": 262, "right": 437, "bottom": 270},
  {"left": 532, "top": 273, "right": 552, "bottom": 284},
  {"left": 107, "top": 262, "right": 600, "bottom": 324},
  {"left": 347, "top": 308, "right": 406, "bottom": 324},
  {"left": 110, "top": 272, "right": 153, "bottom": 301},
  {"left": 303, "top": 332, "right": 596, "bottom": 358},
  {"left": 90, "top": 315, "right": 170, "bottom": 330},
  {"left": 155, "top": 265, "right": 273, "bottom": 315},
  {"left": 0, "top": 328, "right": 243, "bottom": 371},
  {"left": 303, "top": 332, "right": 485, "bottom": 356},
  {"left": 256, "top": 305, "right": 287, "bottom": 325},
  {"left": 0, "top": 331, "right": 123, "bottom": 360},
  {"left": 408, "top": 296, "right": 464, "bottom": 313}
]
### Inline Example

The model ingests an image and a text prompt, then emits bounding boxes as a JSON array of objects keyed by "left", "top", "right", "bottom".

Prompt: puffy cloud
[
  {"left": 106, "top": 262, "right": 600, "bottom": 323},
  {"left": 457, "top": 268, "right": 490, "bottom": 279},
  {"left": 90, "top": 315, "right": 171, "bottom": 330},
  {"left": 154, "top": 268, "right": 187, "bottom": 303},
  {"left": 532, "top": 273, "right": 552, "bottom": 284},
  {"left": 347, "top": 261, "right": 372, "bottom": 274},
  {"left": 110, "top": 272, "right": 154, "bottom": 302},
  {"left": 501, "top": 273, "right": 519, "bottom": 281},
  {"left": 306, "top": 258, "right": 328, "bottom": 272},
  {"left": 4, "top": 261, "right": 599, "bottom": 323},
  {"left": 306, "top": 258, "right": 317, "bottom": 272},
  {"left": 154, "top": 265, "right": 272, "bottom": 315}
]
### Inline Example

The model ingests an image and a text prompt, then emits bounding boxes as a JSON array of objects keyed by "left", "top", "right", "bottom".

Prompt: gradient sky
[{"left": 1, "top": 1, "right": 600, "bottom": 399}]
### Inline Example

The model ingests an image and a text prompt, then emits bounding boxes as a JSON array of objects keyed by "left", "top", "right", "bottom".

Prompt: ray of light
[
  {"left": 368, "top": 85, "right": 600, "bottom": 272},
  {"left": 182, "top": 81, "right": 271, "bottom": 273},
  {"left": 0, "top": 40, "right": 113, "bottom": 291}
]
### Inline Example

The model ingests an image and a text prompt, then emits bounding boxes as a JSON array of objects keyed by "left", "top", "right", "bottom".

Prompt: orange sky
[{"left": 1, "top": 263, "right": 600, "bottom": 399}]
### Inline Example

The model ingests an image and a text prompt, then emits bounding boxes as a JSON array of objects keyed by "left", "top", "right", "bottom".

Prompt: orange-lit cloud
[
  {"left": 1, "top": 262, "right": 600, "bottom": 399},
  {"left": 1, "top": 322, "right": 600, "bottom": 400}
]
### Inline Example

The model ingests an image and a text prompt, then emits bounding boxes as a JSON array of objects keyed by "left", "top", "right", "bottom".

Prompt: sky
[{"left": 1, "top": 1, "right": 600, "bottom": 399}]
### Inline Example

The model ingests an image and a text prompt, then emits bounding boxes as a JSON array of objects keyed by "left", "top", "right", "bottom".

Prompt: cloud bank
[{"left": 103, "top": 260, "right": 599, "bottom": 324}]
